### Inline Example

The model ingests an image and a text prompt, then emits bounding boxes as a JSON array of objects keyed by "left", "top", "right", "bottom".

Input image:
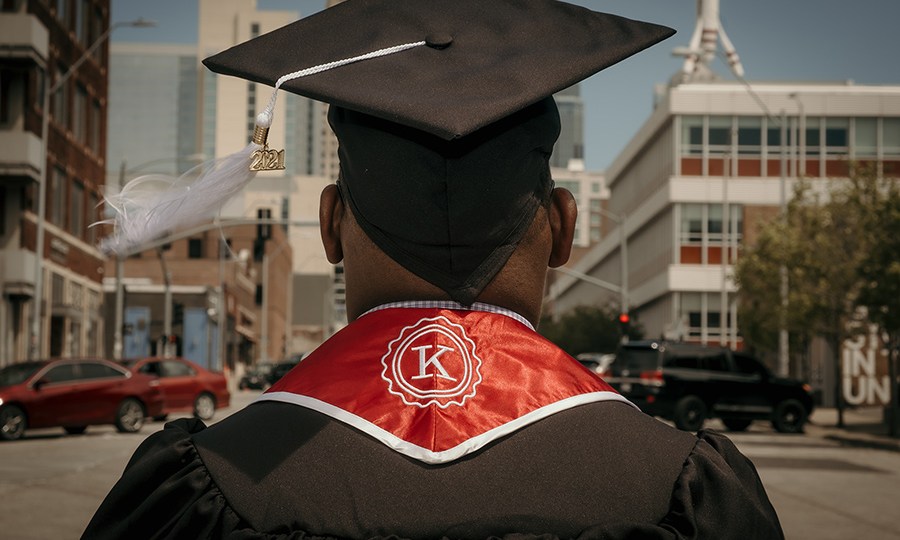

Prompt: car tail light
[
  {"left": 640, "top": 369, "right": 665, "bottom": 387},
  {"left": 802, "top": 383, "right": 812, "bottom": 394}
]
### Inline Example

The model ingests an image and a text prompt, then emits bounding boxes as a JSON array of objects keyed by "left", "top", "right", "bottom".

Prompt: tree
[
  {"left": 855, "top": 174, "right": 900, "bottom": 436},
  {"left": 539, "top": 304, "right": 643, "bottom": 357},
  {"left": 735, "top": 178, "right": 871, "bottom": 425}
]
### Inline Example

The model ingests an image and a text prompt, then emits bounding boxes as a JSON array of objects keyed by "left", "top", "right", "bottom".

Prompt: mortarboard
[{"left": 103, "top": 0, "right": 674, "bottom": 305}]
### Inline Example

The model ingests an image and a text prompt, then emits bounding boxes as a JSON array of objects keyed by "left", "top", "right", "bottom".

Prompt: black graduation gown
[{"left": 83, "top": 399, "right": 783, "bottom": 539}]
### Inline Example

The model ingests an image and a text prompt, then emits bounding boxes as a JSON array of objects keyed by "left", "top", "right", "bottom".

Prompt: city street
[{"left": 1, "top": 394, "right": 898, "bottom": 539}]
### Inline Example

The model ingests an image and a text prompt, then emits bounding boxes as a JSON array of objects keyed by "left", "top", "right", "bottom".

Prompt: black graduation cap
[{"left": 203, "top": 0, "right": 674, "bottom": 305}]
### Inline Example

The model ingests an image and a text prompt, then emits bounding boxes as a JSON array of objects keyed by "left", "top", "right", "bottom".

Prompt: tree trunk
[
  {"left": 889, "top": 336, "right": 900, "bottom": 438},
  {"left": 832, "top": 332, "right": 845, "bottom": 428}
]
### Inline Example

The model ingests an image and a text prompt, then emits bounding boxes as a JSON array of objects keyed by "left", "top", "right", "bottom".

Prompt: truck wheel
[
  {"left": 772, "top": 399, "right": 807, "bottom": 433},
  {"left": 674, "top": 395, "right": 707, "bottom": 432}
]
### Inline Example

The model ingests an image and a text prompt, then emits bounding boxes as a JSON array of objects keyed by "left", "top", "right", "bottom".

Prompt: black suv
[{"left": 605, "top": 340, "right": 814, "bottom": 433}]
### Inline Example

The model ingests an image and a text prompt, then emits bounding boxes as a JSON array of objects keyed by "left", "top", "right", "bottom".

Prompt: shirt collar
[{"left": 360, "top": 301, "right": 535, "bottom": 331}]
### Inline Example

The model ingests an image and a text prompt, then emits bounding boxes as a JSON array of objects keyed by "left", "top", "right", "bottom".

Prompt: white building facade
[{"left": 549, "top": 81, "right": 900, "bottom": 350}]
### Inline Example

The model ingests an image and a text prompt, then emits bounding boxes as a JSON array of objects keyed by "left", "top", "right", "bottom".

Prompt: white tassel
[
  {"left": 99, "top": 140, "right": 262, "bottom": 255},
  {"left": 97, "top": 40, "right": 427, "bottom": 255}
]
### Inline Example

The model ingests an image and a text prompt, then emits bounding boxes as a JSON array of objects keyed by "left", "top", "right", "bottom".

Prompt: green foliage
[
  {"left": 856, "top": 174, "right": 900, "bottom": 346},
  {"left": 735, "top": 168, "right": 900, "bottom": 362},
  {"left": 538, "top": 304, "right": 643, "bottom": 356}
]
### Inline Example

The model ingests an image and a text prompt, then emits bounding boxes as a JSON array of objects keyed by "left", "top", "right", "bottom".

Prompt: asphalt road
[{"left": 1, "top": 393, "right": 898, "bottom": 539}]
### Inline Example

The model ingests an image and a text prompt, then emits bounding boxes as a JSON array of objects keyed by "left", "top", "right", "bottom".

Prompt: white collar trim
[{"left": 360, "top": 301, "right": 534, "bottom": 331}]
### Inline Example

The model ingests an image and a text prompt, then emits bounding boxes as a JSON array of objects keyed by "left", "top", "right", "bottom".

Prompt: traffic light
[{"left": 618, "top": 312, "right": 630, "bottom": 334}]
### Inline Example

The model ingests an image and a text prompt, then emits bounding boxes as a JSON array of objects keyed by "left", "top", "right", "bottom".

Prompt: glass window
[
  {"left": 707, "top": 310, "right": 721, "bottom": 330},
  {"left": 91, "top": 6, "right": 104, "bottom": 62},
  {"left": 55, "top": 0, "right": 67, "bottom": 26},
  {"left": 139, "top": 362, "right": 163, "bottom": 377},
  {"left": 70, "top": 181, "right": 84, "bottom": 236},
  {"left": 734, "top": 353, "right": 766, "bottom": 376},
  {"left": 162, "top": 360, "right": 195, "bottom": 377},
  {"left": 681, "top": 292, "right": 702, "bottom": 337},
  {"left": 42, "top": 363, "right": 78, "bottom": 384},
  {"left": 681, "top": 203, "right": 703, "bottom": 243},
  {"left": 708, "top": 116, "right": 732, "bottom": 153},
  {"left": 0, "top": 362, "right": 43, "bottom": 386},
  {"left": 703, "top": 353, "right": 728, "bottom": 371},
  {"left": 707, "top": 204, "right": 723, "bottom": 239},
  {"left": 51, "top": 273, "right": 64, "bottom": 305},
  {"left": 53, "top": 65, "right": 67, "bottom": 127},
  {"left": 188, "top": 238, "right": 204, "bottom": 258},
  {"left": 667, "top": 355, "right": 700, "bottom": 369},
  {"left": 74, "top": 0, "right": 83, "bottom": 43},
  {"left": 855, "top": 117, "right": 877, "bottom": 157},
  {"left": 805, "top": 117, "right": 821, "bottom": 155},
  {"left": 681, "top": 115, "right": 703, "bottom": 155},
  {"left": 81, "top": 362, "right": 123, "bottom": 380},
  {"left": 90, "top": 99, "right": 101, "bottom": 152},
  {"left": 825, "top": 118, "right": 849, "bottom": 155},
  {"left": 87, "top": 192, "right": 98, "bottom": 244},
  {"left": 79, "top": 0, "right": 91, "bottom": 45},
  {"left": 51, "top": 166, "right": 66, "bottom": 225},
  {"left": 884, "top": 118, "right": 900, "bottom": 157},
  {"left": 737, "top": 117, "right": 761, "bottom": 155},
  {"left": 73, "top": 84, "right": 87, "bottom": 143}
]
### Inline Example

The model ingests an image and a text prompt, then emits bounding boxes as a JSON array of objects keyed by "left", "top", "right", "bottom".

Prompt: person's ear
[
  {"left": 319, "top": 184, "right": 344, "bottom": 264},
  {"left": 548, "top": 187, "right": 576, "bottom": 268}
]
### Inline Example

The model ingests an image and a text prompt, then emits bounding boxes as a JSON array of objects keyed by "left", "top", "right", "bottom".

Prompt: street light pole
[{"left": 29, "top": 18, "right": 155, "bottom": 360}]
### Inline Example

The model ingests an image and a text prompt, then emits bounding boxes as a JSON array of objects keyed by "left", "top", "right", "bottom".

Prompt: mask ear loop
[{"left": 98, "top": 40, "right": 426, "bottom": 256}]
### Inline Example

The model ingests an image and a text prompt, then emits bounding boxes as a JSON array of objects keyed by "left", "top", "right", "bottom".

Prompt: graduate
[{"left": 85, "top": 1, "right": 783, "bottom": 538}]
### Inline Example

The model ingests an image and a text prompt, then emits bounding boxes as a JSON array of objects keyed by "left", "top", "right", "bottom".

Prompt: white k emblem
[{"left": 411, "top": 345, "right": 457, "bottom": 381}]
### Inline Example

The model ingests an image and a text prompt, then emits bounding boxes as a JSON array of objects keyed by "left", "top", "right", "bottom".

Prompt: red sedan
[
  {"left": 122, "top": 357, "right": 230, "bottom": 421},
  {"left": 0, "top": 358, "right": 164, "bottom": 441}
]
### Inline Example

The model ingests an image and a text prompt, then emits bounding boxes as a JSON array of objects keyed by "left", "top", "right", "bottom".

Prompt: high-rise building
[
  {"left": 107, "top": 43, "right": 199, "bottom": 180},
  {"left": 0, "top": 1, "right": 110, "bottom": 364},
  {"left": 552, "top": 85, "right": 585, "bottom": 170}
]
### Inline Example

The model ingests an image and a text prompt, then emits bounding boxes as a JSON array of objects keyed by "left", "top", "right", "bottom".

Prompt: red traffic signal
[{"left": 618, "top": 313, "right": 630, "bottom": 324}]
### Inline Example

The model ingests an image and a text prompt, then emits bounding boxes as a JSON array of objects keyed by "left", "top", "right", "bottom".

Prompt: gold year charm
[{"left": 250, "top": 146, "right": 286, "bottom": 171}]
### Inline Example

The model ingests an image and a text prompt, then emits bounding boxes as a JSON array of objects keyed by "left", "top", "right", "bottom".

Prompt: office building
[{"left": 0, "top": 0, "right": 110, "bottom": 364}]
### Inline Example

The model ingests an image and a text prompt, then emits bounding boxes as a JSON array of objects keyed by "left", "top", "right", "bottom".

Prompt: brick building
[{"left": 1, "top": 0, "right": 110, "bottom": 365}]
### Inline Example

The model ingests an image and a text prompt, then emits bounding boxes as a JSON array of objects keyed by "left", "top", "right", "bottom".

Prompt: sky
[{"left": 111, "top": 0, "right": 900, "bottom": 171}]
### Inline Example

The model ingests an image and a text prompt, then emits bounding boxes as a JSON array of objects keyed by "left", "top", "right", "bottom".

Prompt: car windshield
[{"left": 0, "top": 362, "right": 45, "bottom": 387}]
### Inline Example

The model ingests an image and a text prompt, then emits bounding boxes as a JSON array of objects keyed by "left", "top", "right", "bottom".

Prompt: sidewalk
[{"left": 805, "top": 406, "right": 900, "bottom": 452}]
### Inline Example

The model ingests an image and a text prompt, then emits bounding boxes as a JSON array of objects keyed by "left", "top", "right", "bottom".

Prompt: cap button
[{"left": 425, "top": 33, "right": 453, "bottom": 49}]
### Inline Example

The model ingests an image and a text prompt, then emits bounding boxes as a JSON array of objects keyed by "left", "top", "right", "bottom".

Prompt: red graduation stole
[{"left": 260, "top": 305, "right": 631, "bottom": 464}]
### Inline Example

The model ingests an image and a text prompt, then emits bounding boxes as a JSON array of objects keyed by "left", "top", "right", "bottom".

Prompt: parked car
[
  {"left": 605, "top": 340, "right": 814, "bottom": 433},
  {"left": 239, "top": 363, "right": 273, "bottom": 390},
  {"left": 0, "top": 358, "right": 164, "bottom": 441},
  {"left": 121, "top": 357, "right": 230, "bottom": 421},
  {"left": 576, "top": 352, "right": 616, "bottom": 377}
]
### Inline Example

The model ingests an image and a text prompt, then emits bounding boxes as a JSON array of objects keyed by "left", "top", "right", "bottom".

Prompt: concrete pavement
[{"left": 806, "top": 406, "right": 900, "bottom": 453}]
